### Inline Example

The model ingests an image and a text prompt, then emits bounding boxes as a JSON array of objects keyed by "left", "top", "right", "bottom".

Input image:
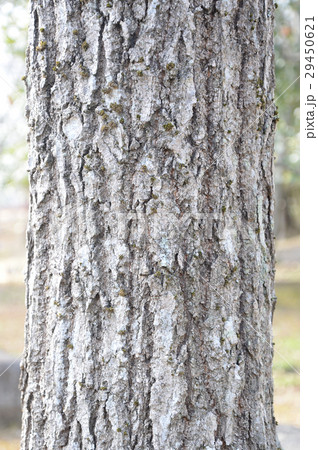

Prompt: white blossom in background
[{"left": 0, "top": 0, "right": 28, "bottom": 206}]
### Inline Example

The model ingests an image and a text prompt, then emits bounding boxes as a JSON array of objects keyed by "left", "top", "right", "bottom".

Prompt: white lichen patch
[
  {"left": 176, "top": 76, "right": 197, "bottom": 128},
  {"left": 63, "top": 115, "right": 82, "bottom": 140},
  {"left": 220, "top": 227, "right": 237, "bottom": 263},
  {"left": 77, "top": 245, "right": 91, "bottom": 270},
  {"left": 152, "top": 294, "right": 175, "bottom": 351},
  {"left": 212, "top": 334, "right": 221, "bottom": 350},
  {"left": 167, "top": 135, "right": 193, "bottom": 166},
  {"left": 257, "top": 195, "right": 266, "bottom": 248},
  {"left": 200, "top": 411, "right": 218, "bottom": 445},
  {"left": 224, "top": 318, "right": 238, "bottom": 345},
  {"left": 83, "top": 170, "right": 98, "bottom": 200}
]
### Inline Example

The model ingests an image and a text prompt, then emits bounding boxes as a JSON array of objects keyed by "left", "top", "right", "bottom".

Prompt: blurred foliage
[
  {"left": 274, "top": 0, "right": 300, "bottom": 236},
  {"left": 275, "top": 0, "right": 300, "bottom": 183},
  {"left": 1, "top": 0, "right": 28, "bottom": 58},
  {"left": 0, "top": 0, "right": 28, "bottom": 198}
]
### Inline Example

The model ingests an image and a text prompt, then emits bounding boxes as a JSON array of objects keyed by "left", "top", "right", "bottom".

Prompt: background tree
[
  {"left": 20, "top": 0, "right": 278, "bottom": 448},
  {"left": 274, "top": 0, "right": 300, "bottom": 237}
]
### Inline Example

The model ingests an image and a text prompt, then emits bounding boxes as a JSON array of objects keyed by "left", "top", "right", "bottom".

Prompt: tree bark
[{"left": 21, "top": 0, "right": 278, "bottom": 448}]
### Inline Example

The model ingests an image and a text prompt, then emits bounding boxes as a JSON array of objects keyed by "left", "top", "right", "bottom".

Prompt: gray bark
[{"left": 20, "top": 0, "right": 278, "bottom": 448}]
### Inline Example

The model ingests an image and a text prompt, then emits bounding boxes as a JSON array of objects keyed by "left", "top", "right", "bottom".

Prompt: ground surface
[
  {"left": 277, "top": 425, "right": 300, "bottom": 450},
  {"left": 273, "top": 236, "right": 300, "bottom": 429},
  {"left": 0, "top": 208, "right": 300, "bottom": 448}
]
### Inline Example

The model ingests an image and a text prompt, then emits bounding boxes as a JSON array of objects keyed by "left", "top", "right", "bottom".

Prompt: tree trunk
[{"left": 21, "top": 0, "right": 278, "bottom": 448}]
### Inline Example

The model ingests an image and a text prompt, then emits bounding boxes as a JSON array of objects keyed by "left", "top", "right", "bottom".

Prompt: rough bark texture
[{"left": 21, "top": 0, "right": 278, "bottom": 448}]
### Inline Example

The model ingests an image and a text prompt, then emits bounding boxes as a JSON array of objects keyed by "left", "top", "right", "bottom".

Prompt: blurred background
[{"left": 0, "top": 0, "right": 300, "bottom": 448}]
